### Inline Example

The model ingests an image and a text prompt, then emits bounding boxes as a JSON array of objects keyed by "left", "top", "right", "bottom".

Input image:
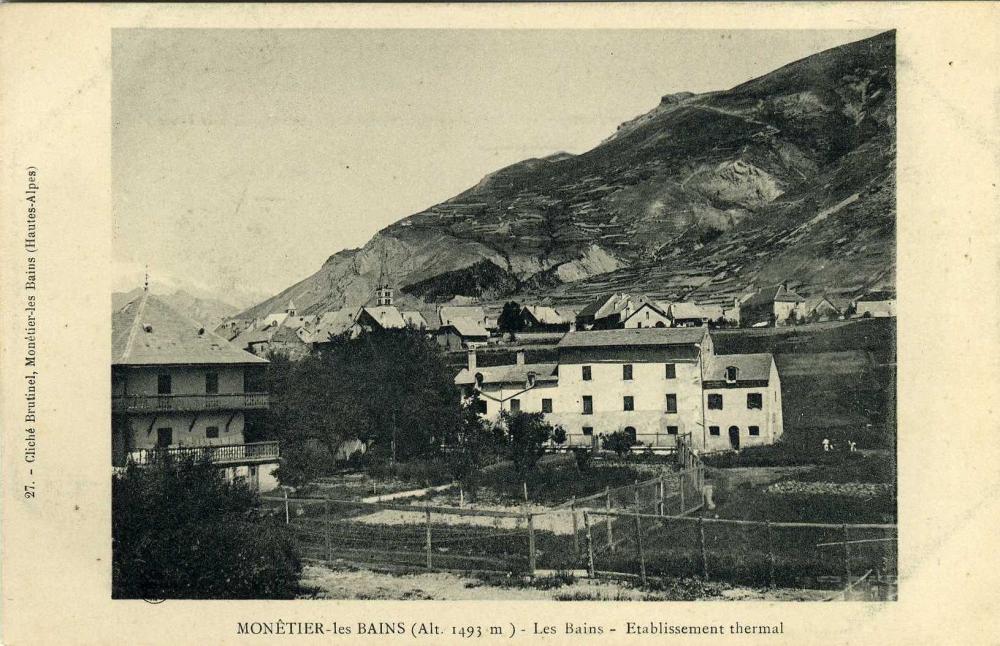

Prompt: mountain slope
[
  {"left": 240, "top": 31, "right": 894, "bottom": 318},
  {"left": 113, "top": 288, "right": 239, "bottom": 330}
]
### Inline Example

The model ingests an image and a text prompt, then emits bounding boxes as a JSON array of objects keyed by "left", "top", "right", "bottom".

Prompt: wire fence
[
  {"left": 581, "top": 509, "right": 897, "bottom": 593},
  {"left": 261, "top": 436, "right": 898, "bottom": 597}
]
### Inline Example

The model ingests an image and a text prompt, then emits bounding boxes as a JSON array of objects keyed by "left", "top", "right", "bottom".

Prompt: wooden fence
[{"left": 580, "top": 508, "right": 897, "bottom": 591}]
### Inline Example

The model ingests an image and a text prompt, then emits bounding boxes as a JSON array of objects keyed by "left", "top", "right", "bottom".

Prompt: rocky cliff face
[{"left": 240, "top": 31, "right": 895, "bottom": 318}]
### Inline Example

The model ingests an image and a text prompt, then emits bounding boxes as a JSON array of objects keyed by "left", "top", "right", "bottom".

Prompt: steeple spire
[{"left": 375, "top": 242, "right": 393, "bottom": 307}]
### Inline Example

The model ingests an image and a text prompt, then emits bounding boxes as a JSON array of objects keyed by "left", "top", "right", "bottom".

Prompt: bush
[
  {"left": 572, "top": 447, "right": 593, "bottom": 471},
  {"left": 112, "top": 456, "right": 302, "bottom": 599},
  {"left": 602, "top": 430, "right": 636, "bottom": 457}
]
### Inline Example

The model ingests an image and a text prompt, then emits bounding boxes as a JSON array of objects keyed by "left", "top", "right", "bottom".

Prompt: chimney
[
  {"left": 516, "top": 350, "right": 526, "bottom": 365},
  {"left": 467, "top": 349, "right": 477, "bottom": 372}
]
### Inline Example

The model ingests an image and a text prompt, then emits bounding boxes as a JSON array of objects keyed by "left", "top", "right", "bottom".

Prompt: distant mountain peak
[{"left": 238, "top": 31, "right": 895, "bottom": 320}]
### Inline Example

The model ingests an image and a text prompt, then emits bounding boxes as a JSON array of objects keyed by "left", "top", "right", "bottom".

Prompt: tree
[
  {"left": 552, "top": 425, "right": 568, "bottom": 447},
  {"left": 498, "top": 301, "right": 524, "bottom": 337},
  {"left": 443, "top": 393, "right": 502, "bottom": 492},
  {"left": 261, "top": 328, "right": 465, "bottom": 484},
  {"left": 112, "top": 456, "right": 301, "bottom": 599},
  {"left": 602, "top": 429, "right": 636, "bottom": 457},
  {"left": 499, "top": 410, "right": 554, "bottom": 477}
]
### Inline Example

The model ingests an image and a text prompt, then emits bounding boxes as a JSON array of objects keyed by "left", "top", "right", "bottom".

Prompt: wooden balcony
[
  {"left": 112, "top": 392, "right": 269, "bottom": 413},
  {"left": 126, "top": 441, "right": 280, "bottom": 466}
]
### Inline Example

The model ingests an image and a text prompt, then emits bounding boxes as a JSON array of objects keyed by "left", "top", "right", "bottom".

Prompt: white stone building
[
  {"left": 455, "top": 327, "right": 783, "bottom": 452},
  {"left": 112, "top": 291, "right": 280, "bottom": 492}
]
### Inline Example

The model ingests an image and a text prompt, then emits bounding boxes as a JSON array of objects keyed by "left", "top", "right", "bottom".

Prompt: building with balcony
[
  {"left": 112, "top": 290, "right": 280, "bottom": 492},
  {"left": 455, "top": 327, "right": 783, "bottom": 453}
]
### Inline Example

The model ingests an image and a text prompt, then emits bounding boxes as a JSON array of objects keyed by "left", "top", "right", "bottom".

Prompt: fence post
[
  {"left": 571, "top": 497, "right": 579, "bottom": 557},
  {"left": 283, "top": 488, "right": 289, "bottom": 525},
  {"left": 765, "top": 520, "right": 775, "bottom": 588},
  {"left": 459, "top": 485, "right": 465, "bottom": 508},
  {"left": 523, "top": 481, "right": 529, "bottom": 503},
  {"left": 635, "top": 508, "right": 647, "bottom": 586},
  {"left": 679, "top": 469, "right": 686, "bottom": 514},
  {"left": 324, "top": 500, "right": 331, "bottom": 561},
  {"left": 583, "top": 511, "right": 596, "bottom": 577},
  {"left": 657, "top": 477, "right": 665, "bottom": 516},
  {"left": 699, "top": 516, "right": 709, "bottom": 579},
  {"left": 527, "top": 514, "right": 536, "bottom": 576},
  {"left": 842, "top": 524, "right": 851, "bottom": 586},
  {"left": 606, "top": 486, "right": 614, "bottom": 553},
  {"left": 425, "top": 507, "right": 432, "bottom": 569}
]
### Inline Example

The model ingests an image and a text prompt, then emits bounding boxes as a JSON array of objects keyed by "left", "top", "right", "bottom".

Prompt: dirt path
[{"left": 298, "top": 563, "right": 831, "bottom": 601}]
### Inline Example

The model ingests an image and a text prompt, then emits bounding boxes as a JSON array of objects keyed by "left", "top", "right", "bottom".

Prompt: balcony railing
[
  {"left": 112, "top": 392, "right": 269, "bottom": 413},
  {"left": 126, "top": 441, "right": 280, "bottom": 466}
]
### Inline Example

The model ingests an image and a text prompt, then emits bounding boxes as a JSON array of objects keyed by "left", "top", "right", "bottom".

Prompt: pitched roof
[
  {"left": 576, "top": 293, "right": 617, "bottom": 319},
  {"left": 113, "top": 292, "right": 266, "bottom": 366},
  {"left": 360, "top": 305, "right": 407, "bottom": 329},
  {"left": 703, "top": 353, "right": 774, "bottom": 384},
  {"left": 283, "top": 314, "right": 315, "bottom": 330},
  {"left": 401, "top": 310, "right": 428, "bottom": 328},
  {"left": 557, "top": 327, "right": 707, "bottom": 349},
  {"left": 309, "top": 309, "right": 357, "bottom": 342},
  {"left": 438, "top": 305, "right": 486, "bottom": 326},
  {"left": 803, "top": 295, "right": 844, "bottom": 314},
  {"left": 260, "top": 312, "right": 289, "bottom": 328},
  {"left": 621, "top": 301, "right": 669, "bottom": 324},
  {"left": 455, "top": 362, "right": 558, "bottom": 386},
  {"left": 744, "top": 284, "right": 805, "bottom": 308},
  {"left": 523, "top": 305, "right": 573, "bottom": 325},
  {"left": 439, "top": 317, "right": 489, "bottom": 338}
]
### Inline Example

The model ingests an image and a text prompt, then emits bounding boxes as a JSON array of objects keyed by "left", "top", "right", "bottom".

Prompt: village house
[
  {"left": 520, "top": 304, "right": 575, "bottom": 332},
  {"left": 435, "top": 318, "right": 490, "bottom": 350},
  {"left": 456, "top": 327, "right": 782, "bottom": 452},
  {"left": 621, "top": 301, "right": 671, "bottom": 328},
  {"left": 575, "top": 293, "right": 644, "bottom": 330},
  {"left": 233, "top": 319, "right": 311, "bottom": 360},
  {"left": 112, "top": 290, "right": 280, "bottom": 492},
  {"left": 669, "top": 302, "right": 725, "bottom": 327},
  {"left": 799, "top": 295, "right": 850, "bottom": 322},
  {"left": 853, "top": 290, "right": 896, "bottom": 318},
  {"left": 739, "top": 283, "right": 805, "bottom": 327},
  {"left": 454, "top": 350, "right": 558, "bottom": 417}
]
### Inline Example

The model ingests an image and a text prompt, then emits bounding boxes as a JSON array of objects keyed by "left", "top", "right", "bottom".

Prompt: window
[
  {"left": 582, "top": 426, "right": 594, "bottom": 436},
  {"left": 709, "top": 425, "right": 720, "bottom": 436},
  {"left": 665, "top": 363, "right": 676, "bottom": 379},
  {"left": 582, "top": 365, "right": 592, "bottom": 381},
  {"left": 582, "top": 396, "right": 593, "bottom": 415},
  {"left": 205, "top": 372, "right": 219, "bottom": 394},
  {"left": 623, "top": 396, "right": 634, "bottom": 411},
  {"left": 708, "top": 394, "right": 723, "bottom": 410},
  {"left": 157, "top": 373, "right": 171, "bottom": 395},
  {"left": 725, "top": 366, "right": 739, "bottom": 383},
  {"left": 475, "top": 399, "right": 487, "bottom": 414},
  {"left": 666, "top": 425, "right": 679, "bottom": 435},
  {"left": 206, "top": 426, "right": 219, "bottom": 439},
  {"left": 526, "top": 373, "right": 536, "bottom": 388},
  {"left": 542, "top": 398, "right": 553, "bottom": 413},
  {"left": 749, "top": 425, "right": 760, "bottom": 436},
  {"left": 665, "top": 393, "right": 677, "bottom": 413},
  {"left": 510, "top": 398, "right": 521, "bottom": 412},
  {"left": 624, "top": 427, "right": 637, "bottom": 443},
  {"left": 623, "top": 364, "right": 633, "bottom": 380},
  {"left": 747, "top": 393, "right": 763, "bottom": 409},
  {"left": 156, "top": 428, "right": 172, "bottom": 447}
]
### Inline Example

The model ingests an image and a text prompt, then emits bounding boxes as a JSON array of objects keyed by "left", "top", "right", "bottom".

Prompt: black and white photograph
[{"left": 108, "top": 27, "right": 899, "bottom": 602}]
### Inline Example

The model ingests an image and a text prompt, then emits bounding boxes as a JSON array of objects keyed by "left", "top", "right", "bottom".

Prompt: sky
[{"left": 113, "top": 28, "right": 877, "bottom": 302}]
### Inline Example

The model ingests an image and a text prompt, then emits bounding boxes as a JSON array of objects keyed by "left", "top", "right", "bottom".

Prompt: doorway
[{"left": 728, "top": 426, "right": 740, "bottom": 450}]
